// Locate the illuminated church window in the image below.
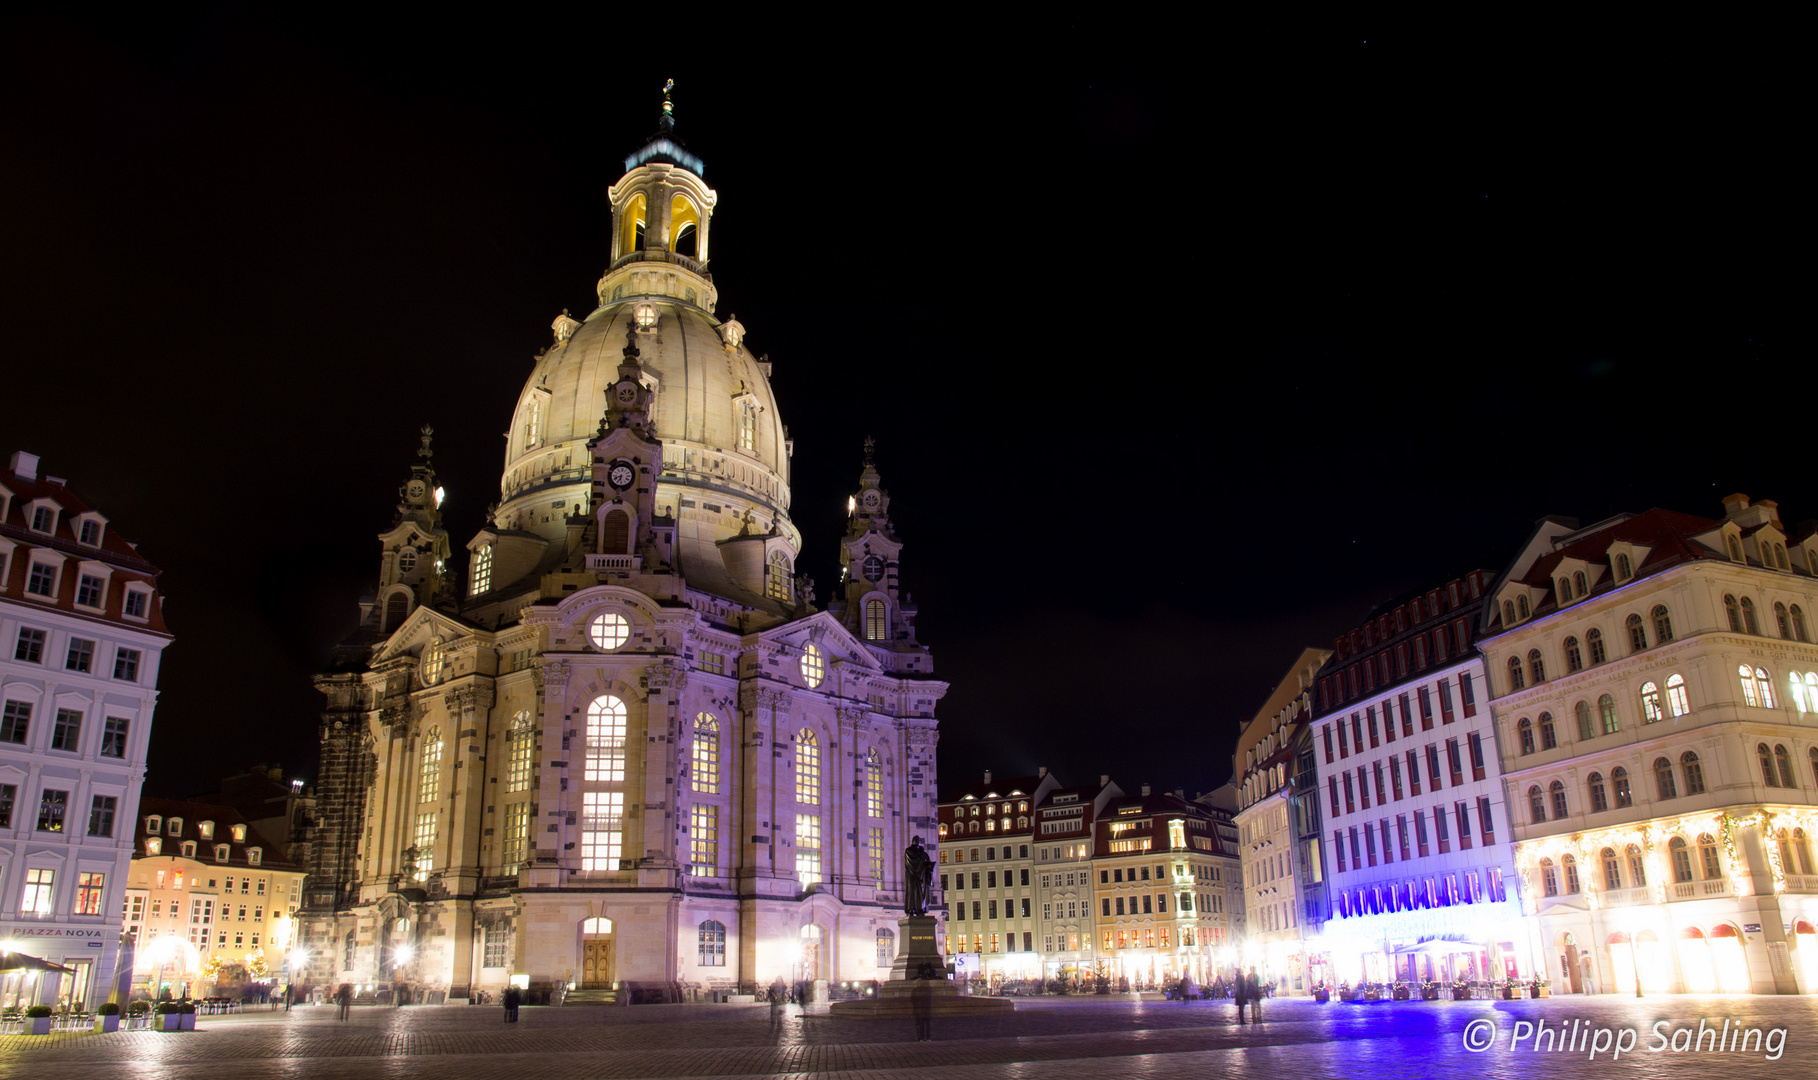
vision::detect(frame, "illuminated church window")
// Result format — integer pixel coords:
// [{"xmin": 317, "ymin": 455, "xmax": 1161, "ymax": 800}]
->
[
  {"xmin": 865, "ymin": 599, "xmax": 886, "ymax": 641},
  {"xmin": 585, "ymin": 696, "xmax": 627, "ymax": 782},
  {"xmin": 588, "ymin": 611, "xmax": 629, "ymax": 650},
  {"xmin": 798, "ymin": 642, "xmax": 823, "ymax": 688}
]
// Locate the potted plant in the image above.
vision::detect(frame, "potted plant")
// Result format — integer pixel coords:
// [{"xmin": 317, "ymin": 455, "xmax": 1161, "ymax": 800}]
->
[
  {"xmin": 179, "ymin": 1001, "xmax": 198, "ymax": 1030},
  {"xmin": 154, "ymin": 1001, "xmax": 182, "ymax": 1031},
  {"xmin": 1392, "ymin": 980, "xmax": 1411, "ymax": 1001},
  {"xmin": 1336, "ymin": 980, "xmax": 1355, "ymax": 1002},
  {"xmin": 1418, "ymin": 980, "xmax": 1438, "ymax": 1000},
  {"xmin": 1312, "ymin": 981, "xmax": 1330, "ymax": 1003},
  {"xmin": 25, "ymin": 1005, "xmax": 54, "ymax": 1035},
  {"xmin": 1499, "ymin": 979, "xmax": 1518, "ymax": 1000},
  {"xmin": 94, "ymin": 1001, "xmax": 122, "ymax": 1033},
  {"xmin": 1530, "ymin": 978, "xmax": 1551, "ymax": 999},
  {"xmin": 1362, "ymin": 981, "xmax": 1382, "ymax": 1002},
  {"xmin": 1451, "ymin": 980, "xmax": 1472, "ymax": 1001}
]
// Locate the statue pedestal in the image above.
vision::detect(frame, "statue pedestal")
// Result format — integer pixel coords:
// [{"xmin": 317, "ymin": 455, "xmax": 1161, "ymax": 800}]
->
[{"xmin": 828, "ymin": 916, "xmax": 1013, "ymax": 1018}]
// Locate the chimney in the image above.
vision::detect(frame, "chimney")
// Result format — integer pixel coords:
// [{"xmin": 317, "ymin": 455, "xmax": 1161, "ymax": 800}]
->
[
  {"xmin": 1722, "ymin": 493, "xmax": 1751, "ymax": 519},
  {"xmin": 1037, "ymin": 766, "xmax": 1047, "ymax": 778},
  {"xmin": 1100, "ymin": 774, "xmax": 1109, "ymax": 787},
  {"xmin": 1758, "ymin": 499, "xmax": 1782, "ymax": 528},
  {"xmin": 982, "ymin": 769, "xmax": 991, "ymax": 784},
  {"xmin": 9, "ymin": 451, "xmax": 38, "ymax": 481},
  {"xmin": 1176, "ymin": 788, "xmax": 1186, "ymax": 799},
  {"xmin": 1141, "ymin": 784, "xmax": 1151, "ymax": 796}
]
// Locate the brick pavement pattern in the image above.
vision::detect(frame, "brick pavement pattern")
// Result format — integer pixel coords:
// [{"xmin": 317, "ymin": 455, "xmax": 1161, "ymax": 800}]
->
[{"xmin": 2, "ymin": 996, "xmax": 1814, "ymax": 1079}]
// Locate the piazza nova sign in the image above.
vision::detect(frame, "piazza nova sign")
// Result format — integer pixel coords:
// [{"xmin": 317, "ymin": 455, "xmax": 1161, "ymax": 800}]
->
[{"xmin": 1, "ymin": 922, "xmax": 111, "ymax": 947}]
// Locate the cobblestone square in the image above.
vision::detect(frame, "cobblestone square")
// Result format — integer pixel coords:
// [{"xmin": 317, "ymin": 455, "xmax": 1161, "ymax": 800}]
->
[{"xmin": 3, "ymin": 995, "xmax": 1815, "ymax": 1079}]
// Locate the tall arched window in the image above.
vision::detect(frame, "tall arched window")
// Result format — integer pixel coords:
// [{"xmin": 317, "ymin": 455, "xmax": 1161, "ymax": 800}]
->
[
  {"xmin": 1697, "ymin": 833, "xmax": 1721, "ymax": 878},
  {"xmin": 1741, "ymin": 596, "xmax": 1760, "ymax": 635},
  {"xmin": 1599, "ymin": 693, "xmax": 1618, "ymax": 734},
  {"xmin": 1775, "ymin": 744, "xmax": 1796, "ymax": 788},
  {"xmin": 418, "ymin": 729, "xmax": 442, "ymax": 803},
  {"xmin": 1810, "ymin": 746, "xmax": 1818, "ymax": 788},
  {"xmin": 799, "ymin": 642, "xmax": 825, "ymax": 688},
  {"xmin": 1793, "ymin": 605, "xmax": 1810, "ymax": 642},
  {"xmin": 1727, "ymin": 534, "xmax": 1744, "ymax": 562},
  {"xmin": 1557, "ymin": 578, "xmax": 1572, "ymax": 606},
  {"xmin": 1562, "ymin": 852, "xmax": 1580, "ymax": 893},
  {"xmin": 384, "ymin": 592, "xmax": 408, "ymax": 632},
  {"xmin": 1654, "ymin": 757, "xmax": 1677, "ymax": 800},
  {"xmin": 1669, "ymin": 837, "xmax": 1693, "ymax": 883},
  {"xmin": 1611, "ymin": 766, "xmax": 1633, "ymax": 808},
  {"xmin": 866, "ymin": 750, "xmax": 884, "ymax": 817},
  {"xmin": 601, "ymin": 510, "xmax": 630, "ymax": 554},
  {"xmin": 1777, "ymin": 543, "xmax": 1791, "ymax": 570},
  {"xmin": 1518, "ymin": 595, "xmax": 1531, "ymax": 619},
  {"xmin": 1626, "ymin": 843, "xmax": 1647, "ymax": 887},
  {"xmin": 1626, "ymin": 613, "xmax": 1647, "ymax": 652},
  {"xmin": 1507, "ymin": 656, "xmax": 1525, "ymax": 692},
  {"xmin": 1601, "ymin": 846, "xmax": 1621, "ymax": 889},
  {"xmin": 1573, "ymin": 571, "xmax": 1587, "ymax": 596},
  {"xmin": 1794, "ymin": 829, "xmax": 1816, "ymax": 875},
  {"xmin": 1575, "ymin": 700, "xmax": 1594, "ymax": 740},
  {"xmin": 1586, "ymin": 628, "xmax": 1606, "ymax": 665},
  {"xmin": 1682, "ymin": 751, "xmax": 1706, "ymax": 795},
  {"xmin": 523, "ymin": 397, "xmax": 540, "ymax": 450},
  {"xmin": 766, "ymin": 551, "xmax": 792, "ymax": 602},
  {"xmin": 506, "ymin": 711, "xmax": 536, "ymax": 793},
  {"xmin": 1777, "ymin": 830, "xmax": 1796, "ymax": 875},
  {"xmin": 471, "ymin": 546, "xmax": 493, "ymax": 596},
  {"xmin": 1528, "ymin": 785, "xmax": 1546, "ymax": 823},
  {"xmin": 1725, "ymin": 594, "xmax": 1742, "ymax": 632},
  {"xmin": 876, "ymin": 927, "xmax": 896, "ymax": 966},
  {"xmin": 1666, "ymin": 673, "xmax": 1690, "ymax": 717},
  {"xmin": 1652, "ymin": 605, "xmax": 1674, "ymax": 643},
  {"xmin": 1517, "ymin": 718, "xmax": 1535, "ymax": 755},
  {"xmin": 1758, "ymin": 742, "xmax": 1778, "ymax": 787},
  {"xmin": 864, "ymin": 598, "xmax": 886, "ymax": 641},
  {"xmin": 1757, "ymin": 667, "xmax": 1778, "ymax": 708},
  {"xmin": 1615, "ymin": 553, "xmax": 1632, "ymax": 579},
  {"xmin": 1550, "ymin": 780, "xmax": 1568, "ymax": 819},
  {"xmin": 1564, "ymin": 636, "xmax": 1583, "ymax": 673},
  {"xmin": 585, "ymin": 695, "xmax": 627, "ymax": 782},
  {"xmin": 698, "ymin": 920, "xmax": 726, "ymax": 966},
  {"xmin": 1540, "ymin": 856, "xmax": 1559, "ymax": 895},
  {"xmin": 737, "ymin": 400, "xmax": 757, "ymax": 452},
  {"xmin": 1538, "ymin": 712, "xmax": 1557, "ymax": 750},
  {"xmin": 691, "ymin": 713, "xmax": 720, "ymax": 794},
  {"xmin": 1503, "ymin": 600, "xmax": 1516, "ymax": 626},
  {"xmin": 795, "ymin": 729, "xmax": 821, "ymax": 804},
  {"xmin": 1775, "ymin": 602, "xmax": 1792, "ymax": 638},
  {"xmin": 1639, "ymin": 681, "xmax": 1663, "ymax": 724},
  {"xmin": 1740, "ymin": 663, "xmax": 1761, "ymax": 707},
  {"xmin": 1588, "ymin": 772, "xmax": 1609, "ymax": 813},
  {"xmin": 1528, "ymin": 649, "xmax": 1546, "ymax": 684}
]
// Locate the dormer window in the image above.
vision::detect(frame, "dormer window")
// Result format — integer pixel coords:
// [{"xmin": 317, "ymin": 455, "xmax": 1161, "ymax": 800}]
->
[
  {"xmin": 231, "ymin": 824, "xmax": 247, "ymax": 842},
  {"xmin": 1728, "ymin": 534, "xmax": 1745, "ymax": 562},
  {"xmin": 423, "ymin": 638, "xmax": 446, "ymax": 685},
  {"xmin": 737, "ymin": 399, "xmax": 757, "ymax": 452},
  {"xmin": 167, "ymin": 817, "xmax": 183, "ymax": 836},
  {"xmin": 25, "ymin": 556, "xmax": 60, "ymax": 598},
  {"xmin": 766, "ymin": 550, "xmax": 792, "ymax": 602},
  {"xmin": 75, "ymin": 573, "xmax": 105, "ymax": 608},
  {"xmin": 470, "ymin": 545, "xmax": 493, "ymax": 596},
  {"xmin": 1502, "ymin": 600, "xmax": 1516, "ymax": 626},
  {"xmin": 197, "ymin": 820, "xmax": 214, "ymax": 840},
  {"xmin": 1557, "ymin": 578, "xmax": 1571, "ymax": 606},
  {"xmin": 247, "ymin": 847, "xmax": 262, "ymax": 866},
  {"xmin": 77, "ymin": 517, "xmax": 103, "ymax": 546},
  {"xmin": 123, "ymin": 587, "xmax": 150, "ymax": 620},
  {"xmin": 146, "ymin": 815, "xmax": 162, "ymax": 834},
  {"xmin": 144, "ymin": 837, "xmax": 162, "ymax": 856},
  {"xmin": 1517, "ymin": 595, "xmax": 1530, "ymax": 619},
  {"xmin": 29, "ymin": 504, "xmax": 56, "ymax": 534},
  {"xmin": 180, "ymin": 841, "xmax": 196, "ymax": 858},
  {"xmin": 214, "ymin": 844, "xmax": 230, "ymax": 863},
  {"xmin": 1615, "ymin": 553, "xmax": 1633, "ymax": 580},
  {"xmin": 1573, "ymin": 571, "xmax": 1587, "ymax": 597}
]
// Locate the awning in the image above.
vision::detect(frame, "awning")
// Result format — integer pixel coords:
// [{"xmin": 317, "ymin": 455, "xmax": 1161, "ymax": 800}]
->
[
  {"xmin": 1391, "ymin": 937, "xmax": 1484, "ymax": 956},
  {"xmin": 0, "ymin": 950, "xmax": 78, "ymax": 974}
]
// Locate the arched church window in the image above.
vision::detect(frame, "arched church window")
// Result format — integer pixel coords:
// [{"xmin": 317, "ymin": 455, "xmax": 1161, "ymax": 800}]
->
[
  {"xmin": 398, "ymin": 548, "xmax": 417, "ymax": 574},
  {"xmin": 418, "ymin": 729, "xmax": 443, "ymax": 803},
  {"xmin": 865, "ymin": 599, "xmax": 886, "ymax": 641},
  {"xmin": 522, "ymin": 398, "xmax": 539, "ymax": 450},
  {"xmin": 799, "ymin": 642, "xmax": 825, "ymax": 688},
  {"xmin": 795, "ymin": 729, "xmax": 821, "ymax": 804},
  {"xmin": 738, "ymin": 400, "xmax": 757, "ymax": 452},
  {"xmin": 670, "ymin": 195, "xmax": 700, "ymax": 257},
  {"xmin": 506, "ymin": 712, "xmax": 536, "ymax": 793},
  {"xmin": 620, "ymin": 192, "xmax": 647, "ymax": 254},
  {"xmin": 384, "ymin": 592, "xmax": 408, "ymax": 632},
  {"xmin": 422, "ymin": 639, "xmax": 445, "ymax": 685},
  {"xmin": 866, "ymin": 750, "xmax": 883, "ymax": 816},
  {"xmin": 585, "ymin": 696, "xmax": 627, "ymax": 782},
  {"xmin": 588, "ymin": 611, "xmax": 629, "ymax": 651},
  {"xmin": 692, "ymin": 714, "xmax": 720, "ymax": 794},
  {"xmin": 767, "ymin": 551, "xmax": 792, "ymax": 602},
  {"xmin": 471, "ymin": 547, "xmax": 493, "ymax": 596},
  {"xmin": 602, "ymin": 510, "xmax": 630, "ymax": 555}
]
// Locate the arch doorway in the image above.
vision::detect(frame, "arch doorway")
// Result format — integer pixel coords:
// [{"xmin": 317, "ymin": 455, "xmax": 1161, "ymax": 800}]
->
[
  {"xmin": 1559, "ymin": 932, "xmax": 1583, "ymax": 994},
  {"xmin": 1793, "ymin": 920, "xmax": 1818, "ymax": 990},
  {"xmin": 1677, "ymin": 926, "xmax": 1715, "ymax": 992},
  {"xmin": 581, "ymin": 917, "xmax": 615, "ymax": 990},
  {"xmin": 1709, "ymin": 924, "xmax": 1750, "ymax": 992},
  {"xmin": 800, "ymin": 925, "xmax": 823, "ymax": 982}
]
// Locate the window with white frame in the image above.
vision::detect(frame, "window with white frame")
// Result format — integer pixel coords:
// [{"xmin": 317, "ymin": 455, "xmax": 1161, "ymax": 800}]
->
[
  {"xmin": 123, "ymin": 587, "xmax": 149, "ymax": 619},
  {"xmin": 585, "ymin": 696, "xmax": 627, "ymax": 782},
  {"xmin": 690, "ymin": 803, "xmax": 717, "ymax": 875},
  {"xmin": 506, "ymin": 712, "xmax": 535, "ymax": 792},
  {"xmin": 795, "ymin": 729, "xmax": 820, "ymax": 803},
  {"xmin": 26, "ymin": 558, "xmax": 59, "ymax": 597},
  {"xmin": 113, "ymin": 647, "xmax": 141, "ymax": 682},
  {"xmin": 501, "ymin": 802, "xmax": 529, "ymax": 874},
  {"xmin": 795, "ymin": 813, "xmax": 822, "ymax": 888},
  {"xmin": 21, "ymin": 868, "xmax": 56, "ymax": 913},
  {"xmin": 581, "ymin": 791, "xmax": 624, "ymax": 871},
  {"xmin": 483, "ymin": 924, "xmax": 510, "ymax": 968},
  {"xmin": 691, "ymin": 713, "xmax": 719, "ymax": 793},
  {"xmin": 418, "ymin": 729, "xmax": 442, "ymax": 803}
]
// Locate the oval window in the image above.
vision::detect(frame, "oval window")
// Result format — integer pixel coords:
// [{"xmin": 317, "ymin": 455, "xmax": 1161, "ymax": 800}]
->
[{"xmin": 589, "ymin": 612, "xmax": 630, "ymax": 651}]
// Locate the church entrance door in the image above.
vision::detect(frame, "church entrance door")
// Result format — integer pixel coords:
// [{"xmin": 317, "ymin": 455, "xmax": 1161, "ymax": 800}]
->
[{"xmin": 582, "ymin": 939, "xmax": 614, "ymax": 989}]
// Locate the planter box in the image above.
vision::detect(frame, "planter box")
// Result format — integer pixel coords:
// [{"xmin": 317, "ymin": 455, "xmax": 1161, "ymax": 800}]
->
[
  {"xmin": 1337, "ymin": 990, "xmax": 1355, "ymax": 1002},
  {"xmin": 154, "ymin": 1013, "xmax": 181, "ymax": 1031},
  {"xmin": 28, "ymin": 1017, "xmax": 53, "ymax": 1036},
  {"xmin": 1363, "ymin": 990, "xmax": 1382, "ymax": 1001},
  {"xmin": 1450, "ymin": 989, "xmax": 1472, "ymax": 1000},
  {"xmin": 1393, "ymin": 988, "xmax": 1410, "ymax": 1000},
  {"xmin": 94, "ymin": 1015, "xmax": 120, "ymax": 1033},
  {"xmin": 1530, "ymin": 987, "xmax": 1551, "ymax": 998},
  {"xmin": 1500, "ymin": 987, "xmax": 1517, "ymax": 1000},
  {"xmin": 182, "ymin": 1013, "xmax": 198, "ymax": 1030},
  {"xmin": 1313, "ymin": 990, "xmax": 1330, "ymax": 1003},
  {"xmin": 1421, "ymin": 989, "xmax": 1440, "ymax": 1000}
]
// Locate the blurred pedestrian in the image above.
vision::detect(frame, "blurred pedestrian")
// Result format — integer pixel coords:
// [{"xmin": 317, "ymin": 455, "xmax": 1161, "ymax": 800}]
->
[
  {"xmin": 335, "ymin": 983, "xmax": 352, "ymax": 1021},
  {"xmin": 503, "ymin": 984, "xmax": 521, "ymax": 1022}
]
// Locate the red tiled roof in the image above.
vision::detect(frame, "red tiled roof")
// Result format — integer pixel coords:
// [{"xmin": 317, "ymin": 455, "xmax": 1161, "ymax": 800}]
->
[{"xmin": 2, "ymin": 463, "xmax": 171, "ymax": 636}]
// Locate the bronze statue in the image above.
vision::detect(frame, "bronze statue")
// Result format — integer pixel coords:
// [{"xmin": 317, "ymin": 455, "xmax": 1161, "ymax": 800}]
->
[{"xmin": 903, "ymin": 836, "xmax": 934, "ymax": 916}]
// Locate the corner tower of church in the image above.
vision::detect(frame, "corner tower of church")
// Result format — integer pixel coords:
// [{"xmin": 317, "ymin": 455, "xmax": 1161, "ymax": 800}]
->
[{"xmin": 304, "ymin": 87, "xmax": 946, "ymax": 1004}]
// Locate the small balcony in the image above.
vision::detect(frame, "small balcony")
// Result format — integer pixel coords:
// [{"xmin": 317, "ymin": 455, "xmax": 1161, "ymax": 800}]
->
[
  {"xmin": 1670, "ymin": 878, "xmax": 1731, "ymax": 900},
  {"xmin": 586, "ymin": 554, "xmax": 642, "ymax": 572},
  {"xmin": 1785, "ymin": 874, "xmax": 1818, "ymax": 894},
  {"xmin": 1600, "ymin": 885, "xmax": 1653, "ymax": 908}
]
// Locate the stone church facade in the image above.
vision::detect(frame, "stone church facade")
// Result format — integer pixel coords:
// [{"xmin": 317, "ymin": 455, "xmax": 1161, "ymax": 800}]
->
[{"xmin": 300, "ymin": 93, "xmax": 943, "ymax": 1001}]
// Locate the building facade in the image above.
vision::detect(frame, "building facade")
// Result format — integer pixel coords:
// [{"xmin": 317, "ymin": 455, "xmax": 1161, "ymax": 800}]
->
[
  {"xmin": 1034, "ymin": 779, "xmax": 1118, "ymax": 986},
  {"xmin": 1232, "ymin": 646, "xmax": 1329, "ymax": 994},
  {"xmin": 1, "ymin": 451, "xmax": 170, "ymax": 1009},
  {"xmin": 1091, "ymin": 788, "xmax": 1236, "ymax": 988},
  {"xmin": 122, "ymin": 798, "xmax": 305, "ymax": 997},
  {"xmin": 1490, "ymin": 496, "xmax": 1818, "ymax": 995},
  {"xmin": 937, "ymin": 770, "xmax": 1058, "ymax": 987},
  {"xmin": 300, "ymin": 96, "xmax": 944, "ymax": 1002},
  {"xmin": 1311, "ymin": 571, "xmax": 1526, "ymax": 988}
]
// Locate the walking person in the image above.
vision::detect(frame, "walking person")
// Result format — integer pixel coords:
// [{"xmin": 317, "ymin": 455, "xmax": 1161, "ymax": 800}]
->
[
  {"xmin": 335, "ymin": 983, "xmax": 353, "ymax": 1021},
  {"xmin": 1233, "ymin": 969, "xmax": 1249, "ymax": 1024},
  {"xmin": 1247, "ymin": 967, "xmax": 1262, "ymax": 1021},
  {"xmin": 503, "ymin": 984, "xmax": 521, "ymax": 1022}
]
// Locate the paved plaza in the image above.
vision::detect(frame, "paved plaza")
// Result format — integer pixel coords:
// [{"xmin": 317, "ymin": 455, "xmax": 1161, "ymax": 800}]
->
[{"xmin": 2, "ymin": 994, "xmax": 1815, "ymax": 1079}]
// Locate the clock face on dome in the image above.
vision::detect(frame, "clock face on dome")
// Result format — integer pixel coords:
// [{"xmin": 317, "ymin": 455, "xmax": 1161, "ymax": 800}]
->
[
  {"xmin": 407, "ymin": 481, "xmax": 426, "ymax": 499},
  {"xmin": 607, "ymin": 459, "xmax": 636, "ymax": 490},
  {"xmin": 615, "ymin": 383, "xmax": 638, "ymax": 405},
  {"xmin": 861, "ymin": 490, "xmax": 880, "ymax": 510}
]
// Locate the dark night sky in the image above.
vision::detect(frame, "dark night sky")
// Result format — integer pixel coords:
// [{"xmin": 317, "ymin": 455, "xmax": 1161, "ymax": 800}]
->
[{"xmin": 1, "ymin": 13, "xmax": 1800, "ymax": 801}]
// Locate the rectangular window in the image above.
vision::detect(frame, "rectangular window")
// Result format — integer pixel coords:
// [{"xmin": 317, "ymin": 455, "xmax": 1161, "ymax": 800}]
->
[
  {"xmin": 1114, "ymin": 896, "xmax": 1123, "ymax": 916},
  {"xmin": 1348, "ymin": 827, "xmax": 1361, "ymax": 867},
  {"xmin": 123, "ymin": 590, "xmax": 148, "ymax": 618},
  {"xmin": 483, "ymin": 925, "xmax": 510, "ymax": 968},
  {"xmin": 1456, "ymin": 802, "xmax": 1472, "ymax": 849},
  {"xmin": 499, "ymin": 801, "xmax": 529, "ymax": 873},
  {"xmin": 113, "ymin": 647, "xmax": 141, "ymax": 682},
  {"xmin": 1477, "ymin": 796, "xmax": 1495, "ymax": 845},
  {"xmin": 1467, "ymin": 732, "xmax": 1486, "ymax": 781},
  {"xmin": 1342, "ymin": 773, "xmax": 1355, "ymax": 814},
  {"xmin": 1397, "ymin": 815, "xmax": 1411, "ymax": 860},
  {"xmin": 21, "ymin": 868, "xmax": 55, "ymax": 913},
  {"xmin": 795, "ymin": 813, "xmax": 822, "ymax": 888},
  {"xmin": 581, "ymin": 792, "xmax": 625, "ymax": 872},
  {"xmin": 1383, "ymin": 700, "xmax": 1396, "ymax": 743},
  {"xmin": 1434, "ymin": 804, "xmax": 1450, "ymax": 853},
  {"xmin": 1438, "ymin": 679, "xmax": 1455, "ymax": 724},
  {"xmin": 38, "ymin": 789, "xmax": 68, "ymax": 832},
  {"xmin": 76, "ymin": 574, "xmax": 104, "ymax": 607},
  {"xmin": 698, "ymin": 650, "xmax": 724, "ymax": 675},
  {"xmin": 1337, "ymin": 720, "xmax": 1348, "ymax": 758},
  {"xmin": 1405, "ymin": 750, "xmax": 1422, "ymax": 796},
  {"xmin": 1373, "ymin": 761, "xmax": 1386, "ymax": 804},
  {"xmin": 1102, "ymin": 898, "xmax": 1111, "ymax": 917},
  {"xmin": 1323, "ymin": 724, "xmax": 1333, "ymax": 763},
  {"xmin": 1379, "ymin": 818, "xmax": 1393, "ymax": 863},
  {"xmin": 1446, "ymin": 738, "xmax": 1464, "ymax": 786},
  {"xmin": 1327, "ymin": 776, "xmax": 1340, "ymax": 817},
  {"xmin": 413, "ymin": 812, "xmax": 437, "ymax": 877},
  {"xmin": 48, "ymin": 708, "xmax": 82, "ymax": 752},
  {"xmin": 15, "ymin": 627, "xmax": 45, "ymax": 663},
  {"xmin": 690, "ymin": 804, "xmax": 718, "ymax": 876},
  {"xmin": 1351, "ymin": 713, "xmax": 1363, "ymax": 752},
  {"xmin": 1418, "ymin": 687, "xmax": 1433, "ymax": 729},
  {"xmin": 1399, "ymin": 692, "xmax": 1413, "ymax": 736},
  {"xmin": 1366, "ymin": 706, "xmax": 1379, "ymax": 748},
  {"xmin": 1358, "ymin": 766, "xmax": 1370, "ymax": 810},
  {"xmin": 88, "ymin": 795, "xmax": 117, "ymax": 837},
  {"xmin": 870, "ymin": 825, "xmax": 885, "ymax": 884},
  {"xmin": 1459, "ymin": 669, "xmax": 1477, "ymax": 716},
  {"xmin": 27, "ymin": 562, "xmax": 57, "ymax": 597},
  {"xmin": 74, "ymin": 872, "xmax": 106, "ymax": 915},
  {"xmin": 1389, "ymin": 757, "xmax": 1403, "ymax": 800},
  {"xmin": 1364, "ymin": 822, "xmax": 1377, "ymax": 866},
  {"xmin": 0, "ymin": 783, "xmax": 14, "ymax": 828},
  {"xmin": 65, "ymin": 638, "xmax": 94, "ymax": 673},
  {"xmin": 101, "ymin": 716, "xmax": 129, "ymax": 758},
  {"xmin": 1427, "ymin": 745, "xmax": 1443, "ymax": 789}
]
